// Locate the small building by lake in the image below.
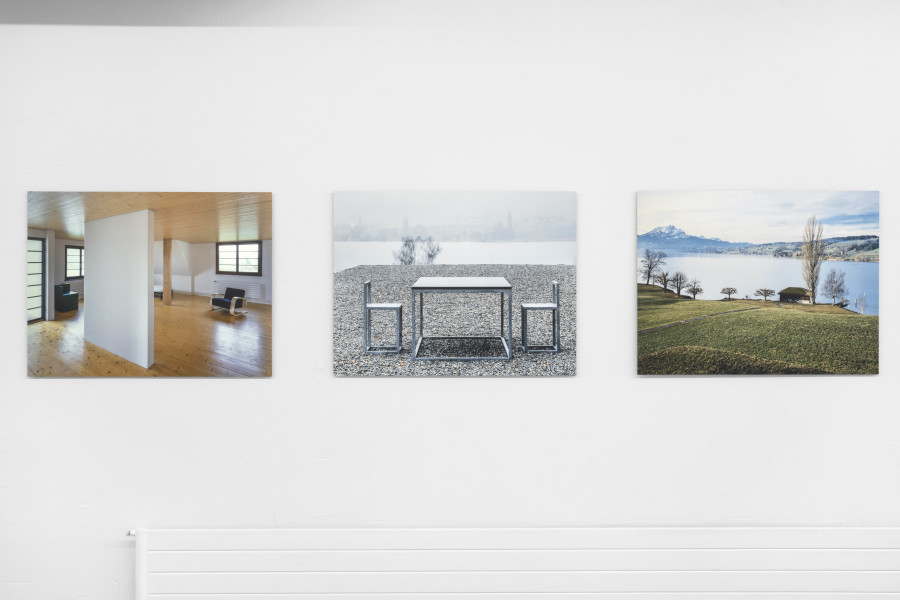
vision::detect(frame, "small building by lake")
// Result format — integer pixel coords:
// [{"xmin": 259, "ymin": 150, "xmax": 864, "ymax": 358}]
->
[{"xmin": 779, "ymin": 286, "xmax": 811, "ymax": 303}]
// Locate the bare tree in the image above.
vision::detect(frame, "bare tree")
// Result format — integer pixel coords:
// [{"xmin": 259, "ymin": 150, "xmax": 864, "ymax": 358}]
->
[
  {"xmin": 721, "ymin": 287, "xmax": 737, "ymax": 300},
  {"xmin": 393, "ymin": 236, "xmax": 417, "ymax": 265},
  {"xmin": 639, "ymin": 249, "xmax": 667, "ymax": 285},
  {"xmin": 670, "ymin": 272, "xmax": 688, "ymax": 297},
  {"xmin": 755, "ymin": 288, "xmax": 775, "ymax": 301},
  {"xmin": 856, "ymin": 293, "xmax": 867, "ymax": 315},
  {"xmin": 422, "ymin": 237, "xmax": 442, "ymax": 264},
  {"xmin": 801, "ymin": 215, "xmax": 826, "ymax": 304},
  {"xmin": 653, "ymin": 270, "xmax": 671, "ymax": 291},
  {"xmin": 393, "ymin": 236, "xmax": 443, "ymax": 265},
  {"xmin": 821, "ymin": 268, "xmax": 847, "ymax": 305},
  {"xmin": 686, "ymin": 278, "xmax": 703, "ymax": 299}
]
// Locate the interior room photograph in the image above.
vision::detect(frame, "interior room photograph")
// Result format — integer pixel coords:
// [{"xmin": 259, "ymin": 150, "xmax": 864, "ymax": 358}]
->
[{"xmin": 26, "ymin": 191, "xmax": 273, "ymax": 377}]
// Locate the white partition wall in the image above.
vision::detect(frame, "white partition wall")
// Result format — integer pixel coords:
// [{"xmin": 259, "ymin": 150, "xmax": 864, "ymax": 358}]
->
[{"xmin": 84, "ymin": 209, "xmax": 154, "ymax": 369}]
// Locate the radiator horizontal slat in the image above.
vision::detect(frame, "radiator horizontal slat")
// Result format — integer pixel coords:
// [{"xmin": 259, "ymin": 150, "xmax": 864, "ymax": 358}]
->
[
  {"xmin": 146, "ymin": 571, "xmax": 900, "ymax": 594},
  {"xmin": 213, "ymin": 280, "xmax": 263, "ymax": 300},
  {"xmin": 144, "ymin": 528, "xmax": 900, "ymax": 551},
  {"xmin": 137, "ymin": 529, "xmax": 900, "ymax": 599},
  {"xmin": 65, "ymin": 280, "xmax": 84, "ymax": 295},
  {"xmin": 146, "ymin": 549, "xmax": 900, "ymax": 573}
]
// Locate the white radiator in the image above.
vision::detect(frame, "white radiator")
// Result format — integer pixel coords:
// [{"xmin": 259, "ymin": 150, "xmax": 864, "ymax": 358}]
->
[
  {"xmin": 212, "ymin": 279, "xmax": 263, "ymax": 301},
  {"xmin": 66, "ymin": 280, "xmax": 84, "ymax": 296},
  {"xmin": 133, "ymin": 527, "xmax": 900, "ymax": 599}
]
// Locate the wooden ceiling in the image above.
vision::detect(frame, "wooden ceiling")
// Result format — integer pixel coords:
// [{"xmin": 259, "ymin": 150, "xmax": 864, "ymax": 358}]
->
[{"xmin": 27, "ymin": 192, "xmax": 272, "ymax": 243}]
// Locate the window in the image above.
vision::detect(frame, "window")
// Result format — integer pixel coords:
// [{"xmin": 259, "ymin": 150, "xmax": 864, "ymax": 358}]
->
[
  {"xmin": 66, "ymin": 245, "xmax": 85, "ymax": 280},
  {"xmin": 27, "ymin": 237, "xmax": 45, "ymax": 322},
  {"xmin": 216, "ymin": 241, "xmax": 262, "ymax": 276}
]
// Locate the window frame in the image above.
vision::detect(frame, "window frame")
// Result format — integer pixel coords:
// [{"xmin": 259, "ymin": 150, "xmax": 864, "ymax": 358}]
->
[
  {"xmin": 216, "ymin": 240, "xmax": 263, "ymax": 276},
  {"xmin": 28, "ymin": 236, "xmax": 46, "ymax": 323},
  {"xmin": 65, "ymin": 244, "xmax": 85, "ymax": 281}
]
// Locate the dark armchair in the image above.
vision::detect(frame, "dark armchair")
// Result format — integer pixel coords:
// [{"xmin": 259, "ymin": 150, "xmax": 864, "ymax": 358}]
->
[
  {"xmin": 210, "ymin": 287, "xmax": 248, "ymax": 316},
  {"xmin": 55, "ymin": 283, "xmax": 79, "ymax": 312}
]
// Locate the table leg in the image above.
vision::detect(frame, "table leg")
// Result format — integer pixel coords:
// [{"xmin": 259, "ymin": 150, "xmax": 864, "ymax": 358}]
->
[
  {"xmin": 500, "ymin": 293, "xmax": 504, "ymax": 338},
  {"xmin": 553, "ymin": 308, "xmax": 558, "ymax": 350},
  {"xmin": 397, "ymin": 306, "xmax": 402, "ymax": 352},
  {"xmin": 507, "ymin": 290, "xmax": 513, "ymax": 359}
]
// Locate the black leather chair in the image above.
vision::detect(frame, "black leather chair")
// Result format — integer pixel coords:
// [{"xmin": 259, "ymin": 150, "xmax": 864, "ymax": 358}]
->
[
  {"xmin": 210, "ymin": 287, "xmax": 247, "ymax": 316},
  {"xmin": 55, "ymin": 283, "xmax": 79, "ymax": 312}
]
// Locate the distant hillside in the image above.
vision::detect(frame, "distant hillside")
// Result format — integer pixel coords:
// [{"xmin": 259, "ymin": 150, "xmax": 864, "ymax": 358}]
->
[
  {"xmin": 714, "ymin": 235, "xmax": 879, "ymax": 262},
  {"xmin": 637, "ymin": 226, "xmax": 878, "ymax": 262}
]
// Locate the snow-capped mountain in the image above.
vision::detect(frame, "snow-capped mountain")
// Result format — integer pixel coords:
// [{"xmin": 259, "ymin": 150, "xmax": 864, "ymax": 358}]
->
[
  {"xmin": 638, "ymin": 225, "xmax": 750, "ymax": 251},
  {"xmin": 644, "ymin": 225, "xmax": 690, "ymax": 239}
]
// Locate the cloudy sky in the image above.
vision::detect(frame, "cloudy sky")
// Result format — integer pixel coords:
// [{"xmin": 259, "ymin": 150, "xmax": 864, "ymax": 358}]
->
[
  {"xmin": 334, "ymin": 191, "xmax": 575, "ymax": 229},
  {"xmin": 637, "ymin": 191, "xmax": 879, "ymax": 244}
]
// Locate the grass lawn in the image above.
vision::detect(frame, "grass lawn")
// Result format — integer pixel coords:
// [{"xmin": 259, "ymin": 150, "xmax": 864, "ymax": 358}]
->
[
  {"xmin": 637, "ymin": 285, "xmax": 878, "ymax": 374},
  {"xmin": 637, "ymin": 283, "xmax": 777, "ymax": 331},
  {"xmin": 774, "ymin": 302, "xmax": 853, "ymax": 315}
]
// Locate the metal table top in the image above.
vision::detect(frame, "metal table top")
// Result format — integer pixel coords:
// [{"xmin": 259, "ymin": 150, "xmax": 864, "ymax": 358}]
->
[{"xmin": 412, "ymin": 276, "xmax": 511, "ymax": 290}]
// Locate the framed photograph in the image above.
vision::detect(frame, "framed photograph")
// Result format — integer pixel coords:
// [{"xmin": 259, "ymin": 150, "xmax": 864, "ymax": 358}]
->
[
  {"xmin": 636, "ymin": 191, "xmax": 879, "ymax": 375},
  {"xmin": 27, "ymin": 191, "xmax": 273, "ymax": 377},
  {"xmin": 333, "ymin": 191, "xmax": 576, "ymax": 376}
]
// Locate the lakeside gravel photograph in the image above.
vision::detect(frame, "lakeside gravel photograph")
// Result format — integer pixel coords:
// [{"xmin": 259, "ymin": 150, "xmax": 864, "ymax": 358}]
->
[{"xmin": 333, "ymin": 191, "xmax": 577, "ymax": 376}]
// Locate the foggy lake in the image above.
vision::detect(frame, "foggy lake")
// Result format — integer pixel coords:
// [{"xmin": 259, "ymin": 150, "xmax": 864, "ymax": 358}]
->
[
  {"xmin": 637, "ymin": 254, "xmax": 879, "ymax": 315},
  {"xmin": 335, "ymin": 241, "xmax": 577, "ymax": 273}
]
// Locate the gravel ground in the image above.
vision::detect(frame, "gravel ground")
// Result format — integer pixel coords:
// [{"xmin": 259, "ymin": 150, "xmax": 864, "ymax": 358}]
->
[{"xmin": 334, "ymin": 264, "xmax": 576, "ymax": 376}]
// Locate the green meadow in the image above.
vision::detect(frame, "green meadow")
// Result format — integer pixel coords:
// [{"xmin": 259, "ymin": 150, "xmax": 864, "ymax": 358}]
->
[{"xmin": 637, "ymin": 284, "xmax": 879, "ymax": 375}]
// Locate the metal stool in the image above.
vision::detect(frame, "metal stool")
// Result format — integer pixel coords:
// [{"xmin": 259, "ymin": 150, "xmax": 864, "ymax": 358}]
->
[
  {"xmin": 363, "ymin": 280, "xmax": 402, "ymax": 354},
  {"xmin": 521, "ymin": 280, "xmax": 560, "ymax": 353}
]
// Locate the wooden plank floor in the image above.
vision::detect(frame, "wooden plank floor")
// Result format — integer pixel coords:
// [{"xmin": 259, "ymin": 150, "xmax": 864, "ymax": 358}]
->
[{"xmin": 27, "ymin": 294, "xmax": 272, "ymax": 377}]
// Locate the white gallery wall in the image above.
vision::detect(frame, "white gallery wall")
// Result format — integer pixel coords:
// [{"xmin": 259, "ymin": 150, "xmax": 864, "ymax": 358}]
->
[
  {"xmin": 1, "ymin": 2, "xmax": 899, "ymax": 599},
  {"xmin": 84, "ymin": 210, "xmax": 155, "ymax": 369}
]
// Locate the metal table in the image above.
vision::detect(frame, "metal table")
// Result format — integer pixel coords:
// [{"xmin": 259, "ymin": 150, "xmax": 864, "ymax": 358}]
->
[{"xmin": 411, "ymin": 276, "xmax": 513, "ymax": 361}]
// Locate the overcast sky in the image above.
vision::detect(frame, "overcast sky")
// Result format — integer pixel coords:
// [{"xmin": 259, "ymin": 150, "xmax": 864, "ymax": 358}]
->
[
  {"xmin": 637, "ymin": 191, "xmax": 879, "ymax": 243},
  {"xmin": 334, "ymin": 191, "xmax": 575, "ymax": 233}
]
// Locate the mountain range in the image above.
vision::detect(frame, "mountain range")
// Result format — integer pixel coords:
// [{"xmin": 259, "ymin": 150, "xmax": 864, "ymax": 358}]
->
[
  {"xmin": 637, "ymin": 226, "xmax": 751, "ymax": 251},
  {"xmin": 638, "ymin": 226, "xmax": 879, "ymax": 262}
]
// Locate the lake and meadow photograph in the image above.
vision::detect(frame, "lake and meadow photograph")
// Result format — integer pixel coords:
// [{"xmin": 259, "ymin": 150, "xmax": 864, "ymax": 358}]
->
[
  {"xmin": 333, "ymin": 191, "xmax": 576, "ymax": 376},
  {"xmin": 636, "ymin": 191, "xmax": 879, "ymax": 375}
]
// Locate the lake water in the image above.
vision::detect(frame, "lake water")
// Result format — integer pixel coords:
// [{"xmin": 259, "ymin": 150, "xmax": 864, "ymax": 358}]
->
[
  {"xmin": 637, "ymin": 254, "xmax": 879, "ymax": 315},
  {"xmin": 335, "ymin": 241, "xmax": 577, "ymax": 272}
]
